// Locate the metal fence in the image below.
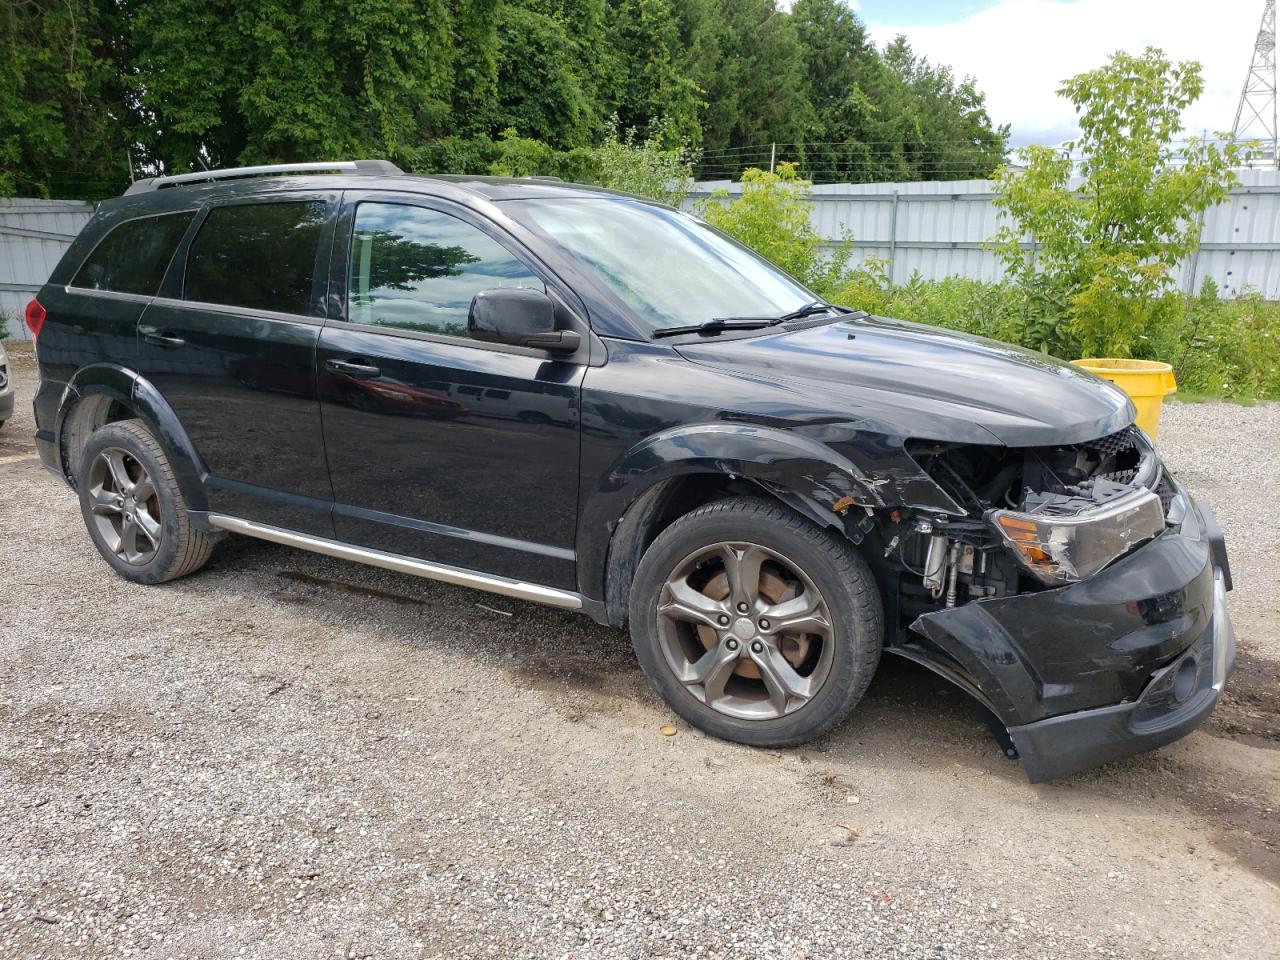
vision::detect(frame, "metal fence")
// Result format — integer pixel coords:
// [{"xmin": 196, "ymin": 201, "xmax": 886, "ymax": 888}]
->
[
  {"xmin": 6, "ymin": 168, "xmax": 1280, "ymax": 341},
  {"xmin": 1, "ymin": 198, "xmax": 94, "ymax": 341},
  {"xmin": 687, "ymin": 167, "xmax": 1280, "ymax": 300}
]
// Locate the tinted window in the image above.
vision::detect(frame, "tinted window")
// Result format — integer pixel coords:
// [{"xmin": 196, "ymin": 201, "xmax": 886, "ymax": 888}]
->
[
  {"xmin": 186, "ymin": 201, "xmax": 327, "ymax": 314},
  {"xmin": 71, "ymin": 212, "xmax": 194, "ymax": 295},
  {"xmin": 347, "ymin": 203, "xmax": 543, "ymax": 338}
]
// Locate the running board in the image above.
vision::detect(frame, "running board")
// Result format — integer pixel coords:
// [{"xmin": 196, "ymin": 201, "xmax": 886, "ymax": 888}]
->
[{"xmin": 206, "ymin": 514, "xmax": 583, "ymax": 610}]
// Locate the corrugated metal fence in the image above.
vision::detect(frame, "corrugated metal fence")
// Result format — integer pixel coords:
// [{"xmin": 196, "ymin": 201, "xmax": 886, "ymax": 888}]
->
[
  {"xmin": 1, "ymin": 198, "xmax": 94, "ymax": 341},
  {"xmin": 5, "ymin": 169, "xmax": 1280, "ymax": 340},
  {"xmin": 687, "ymin": 167, "xmax": 1280, "ymax": 300}
]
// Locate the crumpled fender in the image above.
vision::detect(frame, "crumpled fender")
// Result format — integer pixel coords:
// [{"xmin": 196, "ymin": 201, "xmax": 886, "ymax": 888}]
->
[
  {"xmin": 55, "ymin": 363, "xmax": 209, "ymax": 512},
  {"xmin": 577, "ymin": 420, "xmax": 954, "ymax": 605}
]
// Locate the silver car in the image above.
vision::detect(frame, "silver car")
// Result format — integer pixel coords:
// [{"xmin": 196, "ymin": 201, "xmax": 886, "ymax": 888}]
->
[{"xmin": 0, "ymin": 341, "xmax": 14, "ymax": 430}]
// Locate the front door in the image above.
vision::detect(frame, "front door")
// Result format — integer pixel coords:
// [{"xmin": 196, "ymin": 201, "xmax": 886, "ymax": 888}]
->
[
  {"xmin": 317, "ymin": 195, "xmax": 586, "ymax": 588},
  {"xmin": 136, "ymin": 192, "xmax": 339, "ymax": 534}
]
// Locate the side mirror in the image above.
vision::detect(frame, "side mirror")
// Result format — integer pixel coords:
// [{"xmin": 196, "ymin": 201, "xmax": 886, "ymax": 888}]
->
[{"xmin": 468, "ymin": 288, "xmax": 581, "ymax": 354}]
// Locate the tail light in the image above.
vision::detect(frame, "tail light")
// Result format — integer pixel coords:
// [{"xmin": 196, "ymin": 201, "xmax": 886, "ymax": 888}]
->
[{"xmin": 24, "ymin": 298, "xmax": 47, "ymax": 340}]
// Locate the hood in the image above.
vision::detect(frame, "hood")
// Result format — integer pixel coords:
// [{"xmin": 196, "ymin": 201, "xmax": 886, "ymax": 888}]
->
[{"xmin": 675, "ymin": 314, "xmax": 1135, "ymax": 446}]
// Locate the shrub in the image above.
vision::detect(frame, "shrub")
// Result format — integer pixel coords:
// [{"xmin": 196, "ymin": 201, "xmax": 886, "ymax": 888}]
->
[
  {"xmin": 588, "ymin": 116, "xmax": 697, "ymax": 207},
  {"xmin": 488, "ymin": 129, "xmax": 557, "ymax": 178}
]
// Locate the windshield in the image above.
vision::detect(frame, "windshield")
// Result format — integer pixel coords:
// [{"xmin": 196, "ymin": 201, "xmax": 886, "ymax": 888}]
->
[{"xmin": 504, "ymin": 198, "xmax": 815, "ymax": 335}]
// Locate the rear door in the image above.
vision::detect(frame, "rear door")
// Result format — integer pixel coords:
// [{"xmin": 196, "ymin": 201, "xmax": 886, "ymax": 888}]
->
[
  {"xmin": 135, "ymin": 192, "xmax": 339, "ymax": 534},
  {"xmin": 316, "ymin": 193, "xmax": 586, "ymax": 587}
]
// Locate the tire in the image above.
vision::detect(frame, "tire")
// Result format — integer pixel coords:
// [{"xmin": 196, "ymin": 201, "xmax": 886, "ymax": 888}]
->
[
  {"xmin": 76, "ymin": 419, "xmax": 214, "ymax": 584},
  {"xmin": 628, "ymin": 496, "xmax": 882, "ymax": 746}
]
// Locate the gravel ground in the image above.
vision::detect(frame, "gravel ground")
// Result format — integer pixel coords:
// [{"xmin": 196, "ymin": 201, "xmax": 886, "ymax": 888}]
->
[{"xmin": 1, "ymin": 350, "xmax": 1277, "ymax": 960}]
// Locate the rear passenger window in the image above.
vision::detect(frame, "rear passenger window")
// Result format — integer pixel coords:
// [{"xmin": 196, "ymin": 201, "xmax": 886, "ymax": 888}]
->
[
  {"xmin": 71, "ymin": 212, "xmax": 194, "ymax": 295},
  {"xmin": 186, "ymin": 201, "xmax": 326, "ymax": 315},
  {"xmin": 347, "ymin": 202, "xmax": 543, "ymax": 338}
]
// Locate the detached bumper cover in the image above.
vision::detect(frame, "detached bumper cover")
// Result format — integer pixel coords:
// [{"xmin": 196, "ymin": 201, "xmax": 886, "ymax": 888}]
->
[
  {"xmin": 905, "ymin": 496, "xmax": 1235, "ymax": 782},
  {"xmin": 1008, "ymin": 570, "xmax": 1235, "ymax": 782}
]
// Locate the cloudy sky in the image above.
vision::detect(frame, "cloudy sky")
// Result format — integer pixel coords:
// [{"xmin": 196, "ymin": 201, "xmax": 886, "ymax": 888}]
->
[{"xmin": 855, "ymin": 0, "xmax": 1270, "ymax": 146}]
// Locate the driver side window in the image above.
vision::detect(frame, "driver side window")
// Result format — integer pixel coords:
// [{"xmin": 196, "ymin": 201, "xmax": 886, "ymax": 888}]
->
[{"xmin": 347, "ymin": 202, "xmax": 544, "ymax": 339}]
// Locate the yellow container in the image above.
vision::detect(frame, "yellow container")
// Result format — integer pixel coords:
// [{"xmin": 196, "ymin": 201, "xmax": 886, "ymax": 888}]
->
[{"xmin": 1071, "ymin": 358, "xmax": 1178, "ymax": 440}]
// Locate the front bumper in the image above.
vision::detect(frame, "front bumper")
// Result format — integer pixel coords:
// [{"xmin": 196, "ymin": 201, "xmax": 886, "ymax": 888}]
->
[
  {"xmin": 0, "ymin": 386, "xmax": 13, "ymax": 423},
  {"xmin": 904, "ymin": 497, "xmax": 1235, "ymax": 782},
  {"xmin": 1007, "ymin": 568, "xmax": 1235, "ymax": 781}
]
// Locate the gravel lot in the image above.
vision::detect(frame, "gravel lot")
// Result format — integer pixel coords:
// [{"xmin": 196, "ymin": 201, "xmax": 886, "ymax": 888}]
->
[{"xmin": 1, "ymin": 349, "xmax": 1277, "ymax": 959}]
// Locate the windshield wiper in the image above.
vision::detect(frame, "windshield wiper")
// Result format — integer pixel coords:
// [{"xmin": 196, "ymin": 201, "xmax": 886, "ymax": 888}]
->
[
  {"xmin": 651, "ymin": 302, "xmax": 842, "ymax": 339},
  {"xmin": 779, "ymin": 300, "xmax": 837, "ymax": 321},
  {"xmin": 651, "ymin": 317, "xmax": 784, "ymax": 338}
]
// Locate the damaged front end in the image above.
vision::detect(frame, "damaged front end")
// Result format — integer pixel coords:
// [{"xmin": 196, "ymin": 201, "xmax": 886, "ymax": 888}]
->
[{"xmin": 874, "ymin": 426, "xmax": 1236, "ymax": 782}]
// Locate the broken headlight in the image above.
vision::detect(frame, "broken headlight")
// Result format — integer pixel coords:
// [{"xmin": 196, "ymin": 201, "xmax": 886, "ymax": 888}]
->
[{"xmin": 988, "ymin": 487, "xmax": 1166, "ymax": 585}]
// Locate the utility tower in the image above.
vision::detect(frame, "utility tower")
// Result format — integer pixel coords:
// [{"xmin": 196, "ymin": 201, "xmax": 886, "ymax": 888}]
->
[{"xmin": 1234, "ymin": 0, "xmax": 1278, "ymax": 167}]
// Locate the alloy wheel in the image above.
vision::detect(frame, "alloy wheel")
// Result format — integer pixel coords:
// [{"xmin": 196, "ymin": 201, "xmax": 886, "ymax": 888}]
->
[
  {"xmin": 655, "ymin": 541, "xmax": 835, "ymax": 721},
  {"xmin": 86, "ymin": 447, "xmax": 162, "ymax": 565}
]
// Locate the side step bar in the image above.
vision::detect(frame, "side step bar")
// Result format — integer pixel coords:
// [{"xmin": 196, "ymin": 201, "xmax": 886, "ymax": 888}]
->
[{"xmin": 207, "ymin": 514, "xmax": 583, "ymax": 610}]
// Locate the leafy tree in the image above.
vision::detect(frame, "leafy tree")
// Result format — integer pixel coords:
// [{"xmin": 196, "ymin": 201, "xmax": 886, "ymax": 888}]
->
[
  {"xmin": 877, "ymin": 37, "xmax": 1008, "ymax": 181},
  {"xmin": 128, "ymin": 0, "xmax": 455, "ymax": 171},
  {"xmin": 993, "ymin": 48, "xmax": 1247, "ymax": 357},
  {"xmin": 696, "ymin": 0, "xmax": 811, "ymax": 152},
  {"xmin": 0, "ymin": 0, "xmax": 130, "ymax": 197},
  {"xmin": 696, "ymin": 163, "xmax": 850, "ymax": 291},
  {"xmin": 490, "ymin": 3, "xmax": 595, "ymax": 148},
  {"xmin": 605, "ymin": 0, "xmax": 703, "ymax": 145},
  {"xmin": 1, "ymin": 0, "xmax": 1014, "ymax": 198},
  {"xmin": 450, "ymin": 0, "xmax": 501, "ymax": 135},
  {"xmin": 790, "ymin": 0, "xmax": 881, "ymax": 181},
  {"xmin": 488, "ymin": 128, "xmax": 558, "ymax": 176}
]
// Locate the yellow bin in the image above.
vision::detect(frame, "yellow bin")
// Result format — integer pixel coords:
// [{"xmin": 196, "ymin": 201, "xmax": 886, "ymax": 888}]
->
[{"xmin": 1071, "ymin": 358, "xmax": 1178, "ymax": 440}]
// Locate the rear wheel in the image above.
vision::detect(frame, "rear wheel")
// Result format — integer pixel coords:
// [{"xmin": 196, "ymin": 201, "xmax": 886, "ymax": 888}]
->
[
  {"xmin": 628, "ymin": 497, "xmax": 882, "ymax": 746},
  {"xmin": 77, "ymin": 420, "xmax": 214, "ymax": 584}
]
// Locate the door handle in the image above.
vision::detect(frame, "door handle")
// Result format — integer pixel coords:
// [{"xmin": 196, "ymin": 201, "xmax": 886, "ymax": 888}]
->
[
  {"xmin": 140, "ymin": 326, "xmax": 185, "ymax": 348},
  {"xmin": 326, "ymin": 358, "xmax": 382, "ymax": 378}
]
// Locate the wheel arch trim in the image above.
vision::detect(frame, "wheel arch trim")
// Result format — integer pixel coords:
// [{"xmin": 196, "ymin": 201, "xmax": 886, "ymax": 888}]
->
[
  {"xmin": 582, "ymin": 422, "xmax": 890, "ymax": 617},
  {"xmin": 55, "ymin": 364, "xmax": 209, "ymax": 512}
]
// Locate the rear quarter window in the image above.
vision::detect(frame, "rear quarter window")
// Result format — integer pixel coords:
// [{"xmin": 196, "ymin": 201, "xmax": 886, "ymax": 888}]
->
[
  {"xmin": 70, "ymin": 212, "xmax": 194, "ymax": 295},
  {"xmin": 185, "ymin": 201, "xmax": 327, "ymax": 315}
]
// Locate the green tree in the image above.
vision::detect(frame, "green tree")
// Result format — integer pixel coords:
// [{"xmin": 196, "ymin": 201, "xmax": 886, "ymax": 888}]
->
[
  {"xmin": 877, "ymin": 37, "xmax": 1008, "ymax": 181},
  {"xmin": 489, "ymin": 3, "xmax": 595, "ymax": 148},
  {"xmin": 695, "ymin": 0, "xmax": 810, "ymax": 153},
  {"xmin": 605, "ymin": 0, "xmax": 703, "ymax": 145},
  {"xmin": 450, "ymin": 0, "xmax": 500, "ymax": 135},
  {"xmin": 128, "ymin": 0, "xmax": 454, "ymax": 172},
  {"xmin": 0, "ymin": 0, "xmax": 130, "ymax": 197},
  {"xmin": 993, "ymin": 48, "xmax": 1247, "ymax": 357},
  {"xmin": 790, "ymin": 0, "xmax": 881, "ymax": 181}
]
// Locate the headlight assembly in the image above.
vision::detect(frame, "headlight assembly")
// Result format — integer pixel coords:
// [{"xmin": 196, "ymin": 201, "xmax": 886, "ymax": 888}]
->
[{"xmin": 988, "ymin": 488, "xmax": 1166, "ymax": 585}]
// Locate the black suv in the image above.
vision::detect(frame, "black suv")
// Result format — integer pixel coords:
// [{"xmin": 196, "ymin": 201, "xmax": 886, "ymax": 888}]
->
[{"xmin": 29, "ymin": 160, "xmax": 1235, "ymax": 781}]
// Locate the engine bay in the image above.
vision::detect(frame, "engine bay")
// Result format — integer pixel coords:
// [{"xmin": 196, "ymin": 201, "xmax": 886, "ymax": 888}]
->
[{"xmin": 878, "ymin": 427, "xmax": 1173, "ymax": 624}]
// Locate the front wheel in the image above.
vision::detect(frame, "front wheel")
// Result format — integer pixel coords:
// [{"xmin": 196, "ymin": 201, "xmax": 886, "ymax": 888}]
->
[{"xmin": 628, "ymin": 497, "xmax": 883, "ymax": 746}]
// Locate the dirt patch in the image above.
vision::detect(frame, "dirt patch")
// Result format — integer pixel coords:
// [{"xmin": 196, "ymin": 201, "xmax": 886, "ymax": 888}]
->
[{"xmin": 1209, "ymin": 648, "xmax": 1280, "ymax": 744}]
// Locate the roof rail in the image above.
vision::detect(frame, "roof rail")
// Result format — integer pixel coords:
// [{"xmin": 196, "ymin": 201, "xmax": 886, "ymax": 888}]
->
[{"xmin": 123, "ymin": 159, "xmax": 403, "ymax": 195}]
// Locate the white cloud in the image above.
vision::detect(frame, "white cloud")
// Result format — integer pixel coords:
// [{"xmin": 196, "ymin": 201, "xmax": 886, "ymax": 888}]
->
[{"xmin": 867, "ymin": 0, "xmax": 1266, "ymax": 146}]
